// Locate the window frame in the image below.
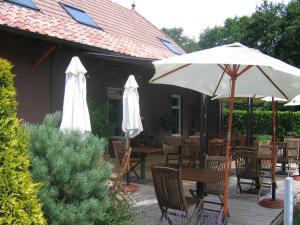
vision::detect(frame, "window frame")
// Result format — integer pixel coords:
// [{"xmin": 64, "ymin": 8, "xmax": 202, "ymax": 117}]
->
[
  {"xmin": 5, "ymin": 0, "xmax": 39, "ymax": 10},
  {"xmin": 159, "ymin": 38, "xmax": 182, "ymax": 55},
  {"xmin": 60, "ymin": 3, "xmax": 100, "ymax": 29},
  {"xmin": 171, "ymin": 94, "xmax": 181, "ymax": 135}
]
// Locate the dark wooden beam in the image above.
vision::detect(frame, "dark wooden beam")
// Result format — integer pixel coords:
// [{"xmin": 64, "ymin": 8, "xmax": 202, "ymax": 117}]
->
[{"xmin": 32, "ymin": 46, "xmax": 56, "ymax": 69}]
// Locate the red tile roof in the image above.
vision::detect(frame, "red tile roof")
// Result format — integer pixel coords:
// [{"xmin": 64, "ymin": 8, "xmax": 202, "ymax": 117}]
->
[{"xmin": 0, "ymin": 0, "xmax": 184, "ymax": 60}]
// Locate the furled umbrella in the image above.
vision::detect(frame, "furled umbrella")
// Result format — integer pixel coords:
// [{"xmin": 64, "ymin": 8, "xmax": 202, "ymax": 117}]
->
[
  {"xmin": 122, "ymin": 75, "xmax": 143, "ymax": 191},
  {"xmin": 122, "ymin": 75, "xmax": 143, "ymax": 140},
  {"xmin": 60, "ymin": 56, "xmax": 91, "ymax": 133},
  {"xmin": 149, "ymin": 42, "xmax": 300, "ymax": 218}
]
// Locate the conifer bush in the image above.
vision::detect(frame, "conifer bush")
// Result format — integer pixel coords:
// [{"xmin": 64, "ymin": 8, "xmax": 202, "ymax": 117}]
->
[
  {"xmin": 26, "ymin": 112, "xmax": 136, "ymax": 225},
  {"xmin": 0, "ymin": 58, "xmax": 46, "ymax": 224}
]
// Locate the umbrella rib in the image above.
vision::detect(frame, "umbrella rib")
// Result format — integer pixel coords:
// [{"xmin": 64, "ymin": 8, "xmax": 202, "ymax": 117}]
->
[
  {"xmin": 150, "ymin": 64, "xmax": 192, "ymax": 82},
  {"xmin": 213, "ymin": 67, "xmax": 226, "ymax": 96},
  {"xmin": 237, "ymin": 65, "xmax": 253, "ymax": 76},
  {"xmin": 256, "ymin": 65, "xmax": 288, "ymax": 100}
]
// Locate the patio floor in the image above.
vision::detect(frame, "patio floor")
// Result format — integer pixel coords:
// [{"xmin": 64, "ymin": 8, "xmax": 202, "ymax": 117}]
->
[{"xmin": 123, "ymin": 154, "xmax": 300, "ymax": 225}]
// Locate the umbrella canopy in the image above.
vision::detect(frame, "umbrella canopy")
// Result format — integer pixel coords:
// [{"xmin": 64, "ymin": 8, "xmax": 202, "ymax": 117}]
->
[
  {"xmin": 285, "ymin": 95, "xmax": 300, "ymax": 106},
  {"xmin": 122, "ymin": 75, "xmax": 143, "ymax": 138},
  {"xmin": 60, "ymin": 56, "xmax": 91, "ymax": 133},
  {"xmin": 150, "ymin": 42, "xmax": 300, "ymax": 215},
  {"xmin": 261, "ymin": 96, "xmax": 288, "ymax": 102},
  {"xmin": 150, "ymin": 42, "xmax": 300, "ymax": 100}
]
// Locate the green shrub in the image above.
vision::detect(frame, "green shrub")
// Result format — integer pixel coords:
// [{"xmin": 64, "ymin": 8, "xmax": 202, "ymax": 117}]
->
[
  {"xmin": 88, "ymin": 99, "xmax": 117, "ymax": 138},
  {"xmin": 224, "ymin": 109, "xmax": 300, "ymax": 140},
  {"xmin": 25, "ymin": 112, "xmax": 113, "ymax": 225},
  {"xmin": 0, "ymin": 58, "xmax": 46, "ymax": 224}
]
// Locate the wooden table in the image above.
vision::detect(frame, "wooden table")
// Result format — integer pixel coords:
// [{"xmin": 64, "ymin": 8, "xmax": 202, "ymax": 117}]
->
[
  {"xmin": 181, "ymin": 168, "xmax": 224, "ymax": 198},
  {"xmin": 132, "ymin": 146, "xmax": 162, "ymax": 183}
]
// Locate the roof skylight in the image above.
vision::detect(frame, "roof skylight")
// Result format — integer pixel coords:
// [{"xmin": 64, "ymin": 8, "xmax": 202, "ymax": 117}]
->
[
  {"xmin": 160, "ymin": 39, "xmax": 182, "ymax": 55},
  {"xmin": 5, "ymin": 0, "xmax": 39, "ymax": 10},
  {"xmin": 61, "ymin": 3, "xmax": 100, "ymax": 29}
]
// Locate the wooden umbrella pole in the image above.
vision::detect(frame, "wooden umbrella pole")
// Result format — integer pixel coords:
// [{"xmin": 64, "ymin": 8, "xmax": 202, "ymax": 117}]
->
[
  {"xmin": 223, "ymin": 76, "xmax": 236, "ymax": 217},
  {"xmin": 272, "ymin": 98, "xmax": 277, "ymax": 200}
]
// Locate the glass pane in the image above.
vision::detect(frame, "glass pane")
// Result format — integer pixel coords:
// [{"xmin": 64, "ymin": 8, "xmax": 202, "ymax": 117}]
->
[
  {"xmin": 9, "ymin": 0, "xmax": 38, "ymax": 9},
  {"xmin": 172, "ymin": 97, "xmax": 178, "ymax": 107},
  {"xmin": 172, "ymin": 108, "xmax": 179, "ymax": 134},
  {"xmin": 63, "ymin": 5, "xmax": 99, "ymax": 28},
  {"xmin": 160, "ymin": 39, "xmax": 182, "ymax": 55}
]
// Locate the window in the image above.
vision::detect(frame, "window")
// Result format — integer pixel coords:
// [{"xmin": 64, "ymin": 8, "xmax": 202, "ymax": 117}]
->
[
  {"xmin": 171, "ymin": 95, "xmax": 181, "ymax": 134},
  {"xmin": 160, "ymin": 39, "xmax": 182, "ymax": 55},
  {"xmin": 61, "ymin": 3, "xmax": 100, "ymax": 29},
  {"xmin": 5, "ymin": 0, "xmax": 39, "ymax": 10}
]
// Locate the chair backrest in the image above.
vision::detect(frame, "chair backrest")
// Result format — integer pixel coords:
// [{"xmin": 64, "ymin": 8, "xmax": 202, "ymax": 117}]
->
[
  {"xmin": 204, "ymin": 156, "xmax": 226, "ymax": 194},
  {"xmin": 258, "ymin": 144, "xmax": 280, "ymax": 170},
  {"xmin": 235, "ymin": 150, "xmax": 260, "ymax": 180},
  {"xmin": 162, "ymin": 143, "xmax": 178, "ymax": 155},
  {"xmin": 182, "ymin": 138, "xmax": 200, "ymax": 158},
  {"xmin": 112, "ymin": 139, "xmax": 126, "ymax": 165},
  {"xmin": 165, "ymin": 135, "xmax": 182, "ymax": 147},
  {"xmin": 110, "ymin": 146, "xmax": 132, "ymax": 194},
  {"xmin": 284, "ymin": 137, "xmax": 299, "ymax": 158},
  {"xmin": 208, "ymin": 139, "xmax": 225, "ymax": 156},
  {"xmin": 151, "ymin": 166, "xmax": 188, "ymax": 213}
]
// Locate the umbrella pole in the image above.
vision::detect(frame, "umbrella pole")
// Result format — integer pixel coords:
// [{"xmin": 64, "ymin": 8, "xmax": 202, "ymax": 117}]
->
[
  {"xmin": 258, "ymin": 98, "xmax": 284, "ymax": 208},
  {"xmin": 223, "ymin": 77, "xmax": 236, "ymax": 218},
  {"xmin": 271, "ymin": 98, "xmax": 276, "ymax": 200}
]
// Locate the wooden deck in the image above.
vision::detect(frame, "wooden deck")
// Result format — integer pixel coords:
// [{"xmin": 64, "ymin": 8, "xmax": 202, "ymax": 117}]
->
[{"xmin": 125, "ymin": 154, "xmax": 300, "ymax": 225}]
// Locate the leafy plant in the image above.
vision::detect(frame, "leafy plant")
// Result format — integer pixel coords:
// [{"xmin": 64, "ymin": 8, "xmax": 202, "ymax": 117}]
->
[
  {"xmin": 88, "ymin": 99, "xmax": 117, "ymax": 138},
  {"xmin": 159, "ymin": 113, "xmax": 172, "ymax": 131},
  {"xmin": 25, "ymin": 112, "xmax": 114, "ymax": 225},
  {"xmin": 0, "ymin": 58, "xmax": 46, "ymax": 225},
  {"xmin": 255, "ymin": 134, "xmax": 272, "ymax": 145}
]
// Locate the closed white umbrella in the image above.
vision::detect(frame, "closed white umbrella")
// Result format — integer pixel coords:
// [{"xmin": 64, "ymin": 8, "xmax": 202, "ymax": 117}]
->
[
  {"xmin": 122, "ymin": 75, "xmax": 143, "ymax": 139},
  {"xmin": 60, "ymin": 56, "xmax": 91, "ymax": 133},
  {"xmin": 150, "ymin": 42, "xmax": 300, "ymax": 216}
]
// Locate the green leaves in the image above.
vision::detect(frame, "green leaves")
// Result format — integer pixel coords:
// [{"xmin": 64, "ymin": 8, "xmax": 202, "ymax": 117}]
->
[{"xmin": 224, "ymin": 109, "xmax": 300, "ymax": 140}]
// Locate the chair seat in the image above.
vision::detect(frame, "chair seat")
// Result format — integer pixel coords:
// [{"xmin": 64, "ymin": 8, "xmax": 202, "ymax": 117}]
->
[{"xmin": 185, "ymin": 196, "xmax": 200, "ymax": 208}]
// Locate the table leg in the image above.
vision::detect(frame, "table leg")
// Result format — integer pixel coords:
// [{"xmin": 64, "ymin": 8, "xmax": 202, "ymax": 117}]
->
[
  {"xmin": 196, "ymin": 182, "xmax": 204, "ymax": 198},
  {"xmin": 139, "ymin": 153, "xmax": 146, "ymax": 184}
]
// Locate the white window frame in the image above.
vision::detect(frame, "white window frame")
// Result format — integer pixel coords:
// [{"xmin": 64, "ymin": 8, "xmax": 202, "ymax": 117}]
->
[{"xmin": 171, "ymin": 95, "xmax": 181, "ymax": 135}]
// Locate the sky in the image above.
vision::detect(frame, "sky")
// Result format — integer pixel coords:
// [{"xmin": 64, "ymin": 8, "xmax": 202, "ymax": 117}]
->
[{"xmin": 112, "ymin": 0, "xmax": 290, "ymax": 39}]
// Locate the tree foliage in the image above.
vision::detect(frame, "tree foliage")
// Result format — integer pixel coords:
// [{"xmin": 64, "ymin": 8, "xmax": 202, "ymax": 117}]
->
[
  {"xmin": 161, "ymin": 27, "xmax": 199, "ymax": 53},
  {"xmin": 0, "ymin": 58, "xmax": 46, "ymax": 225}
]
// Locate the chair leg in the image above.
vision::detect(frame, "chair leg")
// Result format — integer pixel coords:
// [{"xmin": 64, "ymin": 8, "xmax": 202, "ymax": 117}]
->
[{"xmin": 237, "ymin": 178, "xmax": 243, "ymax": 194}]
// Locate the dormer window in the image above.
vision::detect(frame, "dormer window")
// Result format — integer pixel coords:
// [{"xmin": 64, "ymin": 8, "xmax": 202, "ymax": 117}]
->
[
  {"xmin": 61, "ymin": 3, "xmax": 100, "ymax": 29},
  {"xmin": 5, "ymin": 0, "xmax": 39, "ymax": 10},
  {"xmin": 160, "ymin": 39, "xmax": 182, "ymax": 55}
]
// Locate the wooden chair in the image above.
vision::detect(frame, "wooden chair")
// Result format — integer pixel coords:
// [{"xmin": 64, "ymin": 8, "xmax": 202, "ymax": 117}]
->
[
  {"xmin": 151, "ymin": 166, "xmax": 203, "ymax": 224},
  {"xmin": 208, "ymin": 139, "xmax": 225, "ymax": 156},
  {"xmin": 109, "ymin": 146, "xmax": 132, "ymax": 195},
  {"xmin": 162, "ymin": 135, "xmax": 182, "ymax": 167},
  {"xmin": 283, "ymin": 137, "xmax": 299, "ymax": 173},
  {"xmin": 203, "ymin": 156, "xmax": 227, "ymax": 214},
  {"xmin": 112, "ymin": 139, "xmax": 140, "ymax": 179},
  {"xmin": 235, "ymin": 150, "xmax": 264, "ymax": 196},
  {"xmin": 180, "ymin": 138, "xmax": 200, "ymax": 168}
]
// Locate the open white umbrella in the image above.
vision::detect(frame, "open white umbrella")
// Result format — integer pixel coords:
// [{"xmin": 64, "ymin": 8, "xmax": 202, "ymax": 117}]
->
[
  {"xmin": 122, "ymin": 75, "xmax": 143, "ymax": 139},
  {"xmin": 285, "ymin": 95, "xmax": 300, "ymax": 106},
  {"xmin": 150, "ymin": 42, "xmax": 300, "ymax": 216},
  {"xmin": 60, "ymin": 56, "xmax": 91, "ymax": 133}
]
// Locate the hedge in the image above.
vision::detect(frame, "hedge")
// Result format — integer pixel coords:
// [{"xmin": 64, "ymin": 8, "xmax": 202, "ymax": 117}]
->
[
  {"xmin": 0, "ymin": 58, "xmax": 46, "ymax": 224},
  {"xmin": 224, "ymin": 109, "xmax": 300, "ymax": 140}
]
